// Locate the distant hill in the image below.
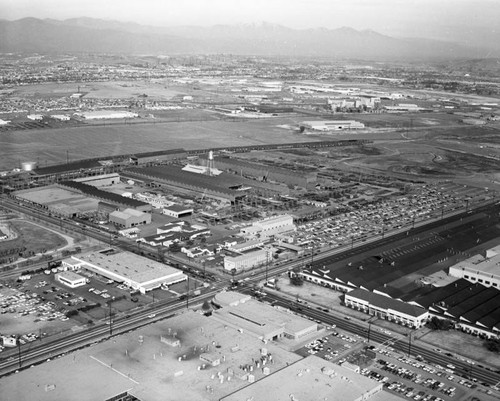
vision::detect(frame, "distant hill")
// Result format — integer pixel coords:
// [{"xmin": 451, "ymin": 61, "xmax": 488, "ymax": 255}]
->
[{"xmin": 0, "ymin": 17, "xmax": 495, "ymax": 60}]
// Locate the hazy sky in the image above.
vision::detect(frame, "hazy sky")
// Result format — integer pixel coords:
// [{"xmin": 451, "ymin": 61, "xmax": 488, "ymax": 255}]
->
[{"xmin": 1, "ymin": 0, "xmax": 499, "ymax": 40}]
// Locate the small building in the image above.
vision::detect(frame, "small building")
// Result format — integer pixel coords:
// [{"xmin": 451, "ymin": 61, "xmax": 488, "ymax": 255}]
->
[
  {"xmin": 163, "ymin": 204, "xmax": 194, "ymax": 218},
  {"xmin": 109, "ymin": 208, "xmax": 152, "ymax": 228},
  {"xmin": 199, "ymin": 353, "xmax": 221, "ymax": 367},
  {"xmin": 55, "ymin": 271, "xmax": 87, "ymax": 288},
  {"xmin": 27, "ymin": 114, "xmax": 43, "ymax": 121},
  {"xmin": 1, "ymin": 336, "xmax": 17, "ymax": 347},
  {"xmin": 341, "ymin": 361, "xmax": 361, "ymax": 373},
  {"xmin": 160, "ymin": 335, "xmax": 181, "ymax": 347}
]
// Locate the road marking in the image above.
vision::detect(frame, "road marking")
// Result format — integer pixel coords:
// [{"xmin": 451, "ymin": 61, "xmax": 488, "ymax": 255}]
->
[{"xmin": 90, "ymin": 355, "xmax": 139, "ymax": 384}]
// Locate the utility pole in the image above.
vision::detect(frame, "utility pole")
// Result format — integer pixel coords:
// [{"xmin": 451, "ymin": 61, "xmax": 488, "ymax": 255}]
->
[
  {"xmin": 109, "ymin": 302, "xmax": 113, "ymax": 336},
  {"xmin": 407, "ymin": 330, "xmax": 412, "ymax": 357},
  {"xmin": 17, "ymin": 336, "xmax": 22, "ymax": 368}
]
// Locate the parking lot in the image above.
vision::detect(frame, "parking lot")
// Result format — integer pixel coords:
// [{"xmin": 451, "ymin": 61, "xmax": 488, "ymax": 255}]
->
[
  {"xmin": 0, "ymin": 267, "xmax": 196, "ymax": 345},
  {"xmin": 294, "ymin": 182, "xmax": 492, "ymax": 252}
]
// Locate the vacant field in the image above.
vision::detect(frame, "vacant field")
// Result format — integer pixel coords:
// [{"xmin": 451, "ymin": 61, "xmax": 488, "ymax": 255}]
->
[
  {"xmin": 8, "ymin": 80, "xmax": 184, "ymax": 100},
  {"xmin": 0, "ymin": 114, "xmax": 311, "ymax": 170},
  {"xmin": 0, "ymin": 220, "xmax": 67, "ymax": 256}
]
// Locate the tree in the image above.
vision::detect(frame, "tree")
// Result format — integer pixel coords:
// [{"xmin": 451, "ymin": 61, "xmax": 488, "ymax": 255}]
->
[
  {"xmin": 426, "ymin": 316, "xmax": 453, "ymax": 331},
  {"xmin": 290, "ymin": 275, "xmax": 304, "ymax": 287},
  {"xmin": 484, "ymin": 338, "xmax": 500, "ymax": 353}
]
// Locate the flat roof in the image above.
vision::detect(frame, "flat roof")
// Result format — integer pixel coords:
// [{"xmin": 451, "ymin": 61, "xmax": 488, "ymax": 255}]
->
[
  {"xmin": 73, "ymin": 250, "xmax": 185, "ymax": 285},
  {"xmin": 221, "ymin": 355, "xmax": 382, "ymax": 401},
  {"xmin": 213, "ymin": 294, "xmax": 316, "ymax": 337},
  {"xmin": 451, "ymin": 247, "xmax": 500, "ymax": 278},
  {"xmin": 115, "ymin": 208, "xmax": 147, "ymax": 217},
  {"xmin": 57, "ymin": 271, "xmax": 85, "ymax": 281},
  {"xmin": 165, "ymin": 204, "xmax": 193, "ymax": 212}
]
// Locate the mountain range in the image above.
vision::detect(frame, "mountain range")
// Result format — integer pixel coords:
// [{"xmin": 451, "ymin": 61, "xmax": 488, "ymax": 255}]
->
[{"xmin": 0, "ymin": 17, "xmax": 496, "ymax": 60}]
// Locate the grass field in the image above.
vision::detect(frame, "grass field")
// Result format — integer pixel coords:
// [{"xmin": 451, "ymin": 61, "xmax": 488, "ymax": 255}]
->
[{"xmin": 0, "ymin": 220, "xmax": 67, "ymax": 256}]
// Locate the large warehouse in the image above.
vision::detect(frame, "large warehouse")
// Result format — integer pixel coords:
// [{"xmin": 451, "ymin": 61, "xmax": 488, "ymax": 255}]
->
[
  {"xmin": 67, "ymin": 249, "xmax": 186, "ymax": 293},
  {"xmin": 200, "ymin": 155, "xmax": 318, "ymax": 189},
  {"xmin": 301, "ymin": 120, "xmax": 365, "ymax": 131}
]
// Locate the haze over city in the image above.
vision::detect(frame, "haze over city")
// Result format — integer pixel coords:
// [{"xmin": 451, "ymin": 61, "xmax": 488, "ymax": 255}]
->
[
  {"xmin": 1, "ymin": 1, "xmax": 500, "ymax": 401},
  {"xmin": 1, "ymin": 0, "xmax": 500, "ymax": 48}
]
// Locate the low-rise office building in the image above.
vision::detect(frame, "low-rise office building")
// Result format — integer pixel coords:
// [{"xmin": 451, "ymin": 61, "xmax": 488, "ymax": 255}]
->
[
  {"xmin": 55, "ymin": 271, "xmax": 87, "ymax": 288},
  {"xmin": 344, "ymin": 289, "xmax": 429, "ymax": 328}
]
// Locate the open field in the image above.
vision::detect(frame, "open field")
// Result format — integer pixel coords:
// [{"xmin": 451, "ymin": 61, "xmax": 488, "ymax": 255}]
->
[
  {"xmin": 0, "ymin": 220, "xmax": 67, "ymax": 256},
  {"xmin": 0, "ymin": 114, "xmax": 312, "ymax": 170},
  {"xmin": 6, "ymin": 80, "xmax": 185, "ymax": 100}
]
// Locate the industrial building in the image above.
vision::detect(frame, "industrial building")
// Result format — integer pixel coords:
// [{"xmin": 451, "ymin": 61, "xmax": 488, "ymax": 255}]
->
[
  {"xmin": 123, "ymin": 165, "xmax": 246, "ymax": 203},
  {"xmin": 204, "ymin": 155, "xmax": 317, "ymax": 189},
  {"xmin": 14, "ymin": 185, "xmax": 101, "ymax": 218},
  {"xmin": 59, "ymin": 181, "xmax": 151, "ymax": 213},
  {"xmin": 162, "ymin": 204, "xmax": 194, "ymax": 218},
  {"xmin": 109, "ymin": 208, "xmax": 152, "ymax": 228},
  {"xmin": 241, "ymin": 214, "xmax": 295, "ymax": 239},
  {"xmin": 69, "ymin": 249, "xmax": 187, "ymax": 293},
  {"xmin": 212, "ymin": 291, "xmax": 318, "ymax": 341},
  {"xmin": 301, "ymin": 120, "xmax": 365, "ymax": 131},
  {"xmin": 344, "ymin": 289, "xmax": 430, "ymax": 329},
  {"xmin": 410, "ymin": 278, "xmax": 500, "ymax": 338},
  {"xmin": 73, "ymin": 173, "xmax": 121, "ymax": 187},
  {"xmin": 224, "ymin": 247, "xmax": 271, "ymax": 273},
  {"xmin": 221, "ymin": 355, "xmax": 384, "ymax": 401},
  {"xmin": 73, "ymin": 110, "xmax": 138, "ymax": 120},
  {"xmin": 448, "ymin": 246, "xmax": 500, "ymax": 289},
  {"xmin": 129, "ymin": 149, "xmax": 187, "ymax": 165}
]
